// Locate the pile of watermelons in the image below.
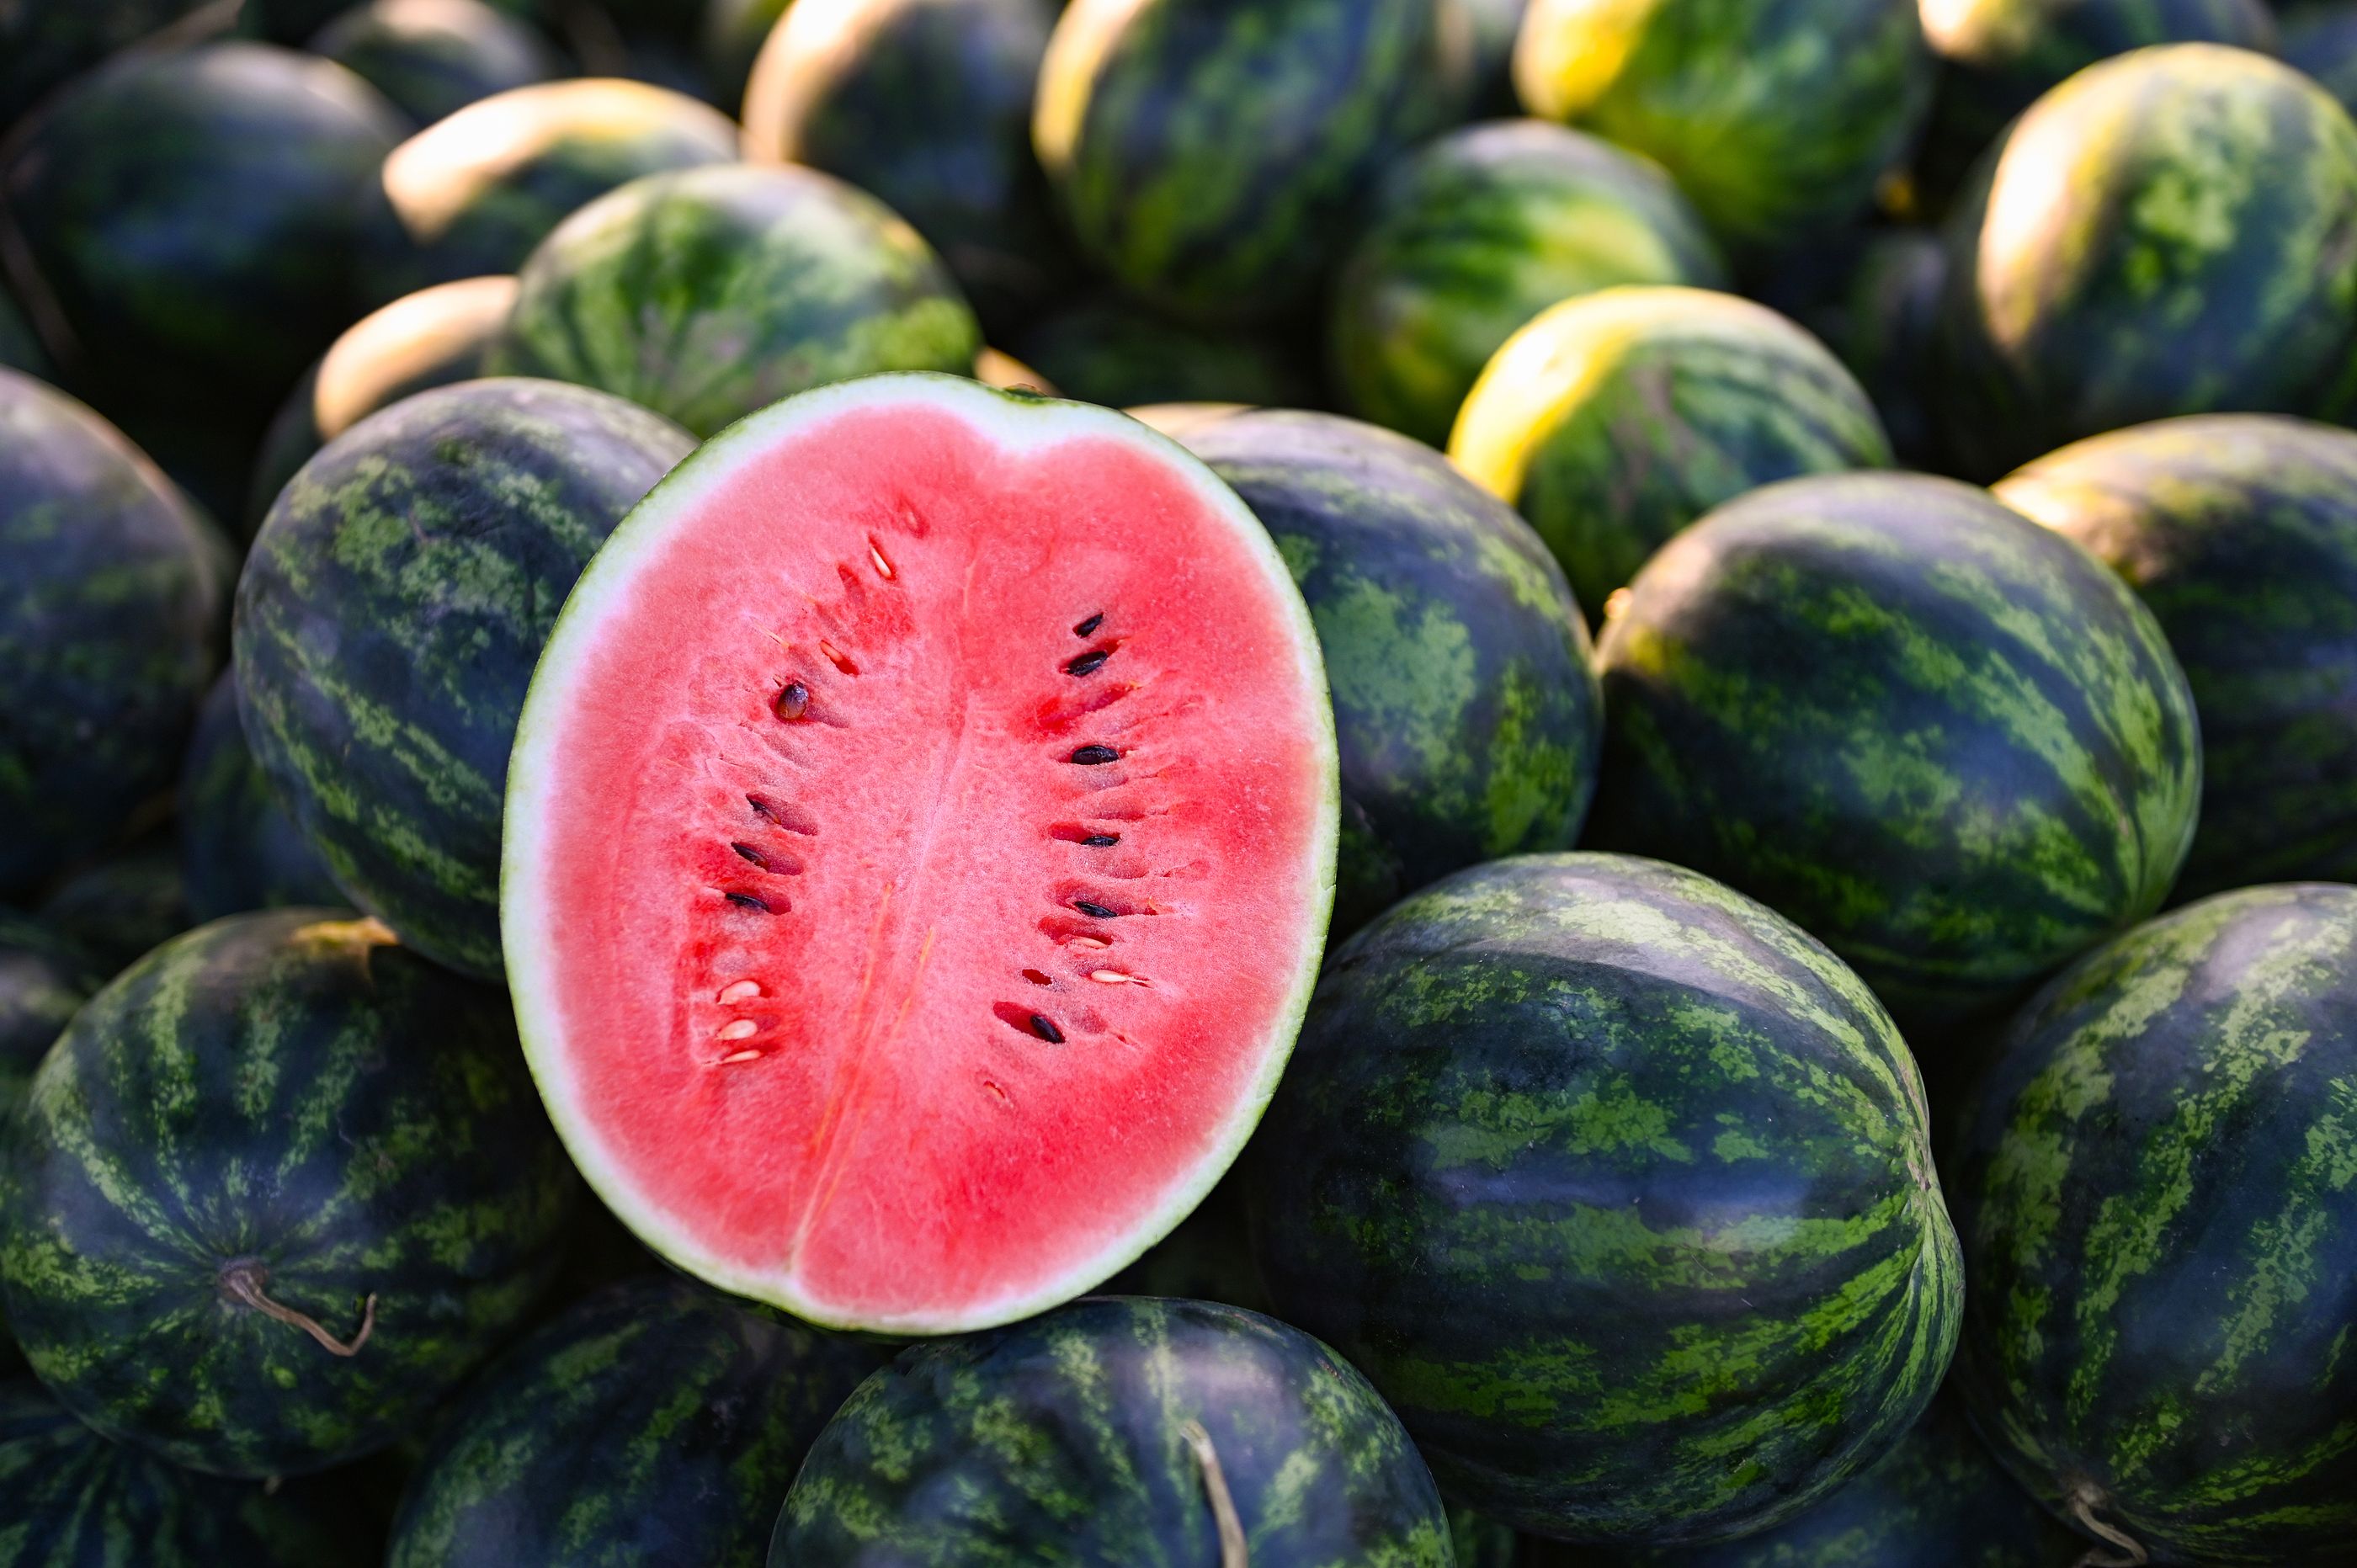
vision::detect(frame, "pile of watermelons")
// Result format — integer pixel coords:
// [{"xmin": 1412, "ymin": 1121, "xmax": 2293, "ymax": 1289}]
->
[{"xmin": 2, "ymin": 0, "xmax": 2354, "ymax": 1562}]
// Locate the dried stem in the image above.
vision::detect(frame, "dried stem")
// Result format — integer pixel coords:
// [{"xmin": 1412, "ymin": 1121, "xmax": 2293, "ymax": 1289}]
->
[
  {"xmin": 1180, "ymin": 1419, "xmax": 1248, "ymax": 1568},
  {"xmin": 2066, "ymin": 1478, "xmax": 2149, "ymax": 1568},
  {"xmin": 218, "ymin": 1261, "xmax": 377, "ymax": 1358}
]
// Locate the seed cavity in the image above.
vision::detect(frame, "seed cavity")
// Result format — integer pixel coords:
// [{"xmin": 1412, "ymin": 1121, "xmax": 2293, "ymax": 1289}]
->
[
  {"xmin": 868, "ymin": 539, "xmax": 896, "ymax": 580},
  {"xmin": 717, "ymin": 980, "xmax": 762, "ymax": 1003},
  {"xmin": 819, "ymin": 640, "xmax": 858, "ymax": 675},
  {"xmin": 1073, "ymin": 900, "xmax": 1118, "ymax": 918},
  {"xmin": 1022, "ymin": 969, "xmax": 1053, "ymax": 986},
  {"xmin": 1029, "ymin": 1014, "xmax": 1064, "ymax": 1044},
  {"xmin": 726, "ymin": 891, "xmax": 775, "ymax": 913},
  {"xmin": 1069, "ymin": 745, "xmax": 1120, "ymax": 766},
  {"xmin": 716, "ymin": 1018, "xmax": 758, "ymax": 1041},
  {"xmin": 1066, "ymin": 649, "xmax": 1110, "ymax": 677},
  {"xmin": 1090, "ymin": 969, "xmax": 1147, "ymax": 986},
  {"xmin": 773, "ymin": 683, "xmax": 809, "ymax": 720},
  {"xmin": 1073, "ymin": 612, "xmax": 1104, "ymax": 638}
]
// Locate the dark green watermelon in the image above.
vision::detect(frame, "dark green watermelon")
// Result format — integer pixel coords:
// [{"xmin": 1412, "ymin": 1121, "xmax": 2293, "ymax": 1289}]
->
[
  {"xmin": 234, "ymin": 379, "xmax": 692, "ymax": 980},
  {"xmin": 775, "ymin": 1296, "xmax": 1455, "ymax": 1565},
  {"xmin": 488, "ymin": 164, "xmax": 983, "ymax": 438},
  {"xmin": 0, "ymin": 0, "xmax": 215, "ymax": 125},
  {"xmin": 1034, "ymin": 0, "xmax": 1474, "ymax": 322},
  {"xmin": 1935, "ymin": 45, "xmax": 2357, "ymax": 479},
  {"xmin": 1009, "ymin": 294, "xmax": 1320, "ymax": 410},
  {"xmin": 0, "ymin": 909, "xmax": 580, "ymax": 1478},
  {"xmin": 37, "ymin": 837, "xmax": 192, "ymax": 974},
  {"xmin": 2285, "ymin": 4, "xmax": 2357, "ymax": 111},
  {"xmin": 742, "ymin": 0, "xmax": 1073, "ymax": 336},
  {"xmin": 1178, "ymin": 409, "xmax": 1602, "ymax": 936},
  {"xmin": 387, "ymin": 1275, "xmax": 879, "ymax": 1567},
  {"xmin": 1951, "ymin": 883, "xmax": 2357, "ymax": 1567},
  {"xmin": 1588, "ymin": 472, "xmax": 2202, "ymax": 1029},
  {"xmin": 1449, "ymin": 286, "xmax": 1891, "ymax": 620},
  {"xmin": 178, "ymin": 672, "xmax": 343, "ymax": 922},
  {"xmin": 1246, "ymin": 853, "xmax": 1962, "ymax": 1546},
  {"xmin": 0, "ymin": 370, "xmax": 222, "ymax": 898},
  {"xmin": 1819, "ymin": 229, "xmax": 1946, "ymax": 469},
  {"xmin": 310, "ymin": 0, "xmax": 564, "ymax": 125},
  {"xmin": 1997, "ymin": 416, "xmax": 2357, "ymax": 900},
  {"xmin": 1514, "ymin": 0, "xmax": 1933, "ymax": 252},
  {"xmin": 0, "ymin": 285, "xmax": 50, "ymax": 378}
]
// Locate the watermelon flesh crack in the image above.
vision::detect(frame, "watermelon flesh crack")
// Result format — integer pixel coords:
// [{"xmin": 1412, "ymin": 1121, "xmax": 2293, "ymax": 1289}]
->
[{"xmin": 505, "ymin": 374, "xmax": 1337, "ymax": 1334}]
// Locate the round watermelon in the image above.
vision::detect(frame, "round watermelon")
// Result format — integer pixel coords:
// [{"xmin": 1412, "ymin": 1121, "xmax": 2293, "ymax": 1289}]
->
[
  {"xmin": 0, "ymin": 369, "xmax": 222, "ymax": 899},
  {"xmin": 0, "ymin": 909, "xmax": 580, "ymax": 1478},
  {"xmin": 1328, "ymin": 119, "xmax": 1728, "ymax": 449},
  {"xmin": 742, "ymin": 0, "xmax": 1073, "ymax": 336},
  {"xmin": 386, "ymin": 1275, "xmax": 879, "ymax": 1568},
  {"xmin": 1247, "ymin": 853, "xmax": 1962, "ymax": 1545},
  {"xmin": 0, "ymin": 0, "xmax": 214, "ymax": 125},
  {"xmin": 489, "ymin": 163, "xmax": 984, "ymax": 438},
  {"xmin": 1951, "ymin": 883, "xmax": 2357, "ymax": 1567},
  {"xmin": 1449, "ymin": 285, "xmax": 1891, "ymax": 620},
  {"xmin": 1514, "ymin": 0, "xmax": 1933, "ymax": 251},
  {"xmin": 1588, "ymin": 472, "xmax": 2201, "ymax": 1028},
  {"xmin": 309, "ymin": 0, "xmax": 564, "ymax": 125},
  {"xmin": 37, "ymin": 838, "xmax": 192, "ymax": 974},
  {"xmin": 1178, "ymin": 408, "xmax": 1602, "ymax": 936},
  {"xmin": 774, "ymin": 1296, "xmax": 1453, "ymax": 1564},
  {"xmin": 1035, "ymin": 0, "xmax": 1475, "ymax": 322},
  {"xmin": 1997, "ymin": 415, "xmax": 2357, "ymax": 901},
  {"xmin": 1936, "ymin": 44, "xmax": 2357, "ymax": 479},
  {"xmin": 1010, "ymin": 294, "xmax": 1319, "ymax": 410},
  {"xmin": 178, "ymin": 672, "xmax": 343, "ymax": 922},
  {"xmin": 2285, "ymin": 4, "xmax": 2357, "ymax": 111}
]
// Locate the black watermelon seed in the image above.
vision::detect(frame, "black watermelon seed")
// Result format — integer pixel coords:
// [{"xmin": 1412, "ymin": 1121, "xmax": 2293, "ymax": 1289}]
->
[
  {"xmin": 1069, "ymin": 745, "xmax": 1120, "ymax": 765},
  {"xmin": 1065, "ymin": 649, "xmax": 1109, "ymax": 677},
  {"xmin": 774, "ymin": 683, "xmax": 809, "ymax": 720},
  {"xmin": 1073, "ymin": 613, "xmax": 1104, "ymax": 637},
  {"xmin": 1029, "ymin": 1014, "xmax": 1065, "ymax": 1044},
  {"xmin": 1073, "ymin": 901, "xmax": 1118, "ymax": 918},
  {"xmin": 1082, "ymin": 834, "xmax": 1119, "ymax": 848},
  {"xmin": 726, "ymin": 892, "xmax": 772, "ymax": 912}
]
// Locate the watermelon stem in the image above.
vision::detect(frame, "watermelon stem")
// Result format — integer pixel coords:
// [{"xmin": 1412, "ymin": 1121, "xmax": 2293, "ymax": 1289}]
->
[
  {"xmin": 2063, "ymin": 1479, "xmax": 2148, "ymax": 1567},
  {"xmin": 217, "ymin": 1260, "xmax": 379, "ymax": 1358},
  {"xmin": 1178, "ymin": 1419, "xmax": 1248, "ymax": 1568}
]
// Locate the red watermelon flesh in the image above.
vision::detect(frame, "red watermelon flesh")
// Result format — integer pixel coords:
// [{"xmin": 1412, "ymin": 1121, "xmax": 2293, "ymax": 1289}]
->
[{"xmin": 504, "ymin": 374, "xmax": 1338, "ymax": 1334}]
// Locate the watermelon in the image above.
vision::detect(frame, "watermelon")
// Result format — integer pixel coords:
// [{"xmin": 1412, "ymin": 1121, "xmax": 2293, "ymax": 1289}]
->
[
  {"xmin": 235, "ymin": 378, "xmax": 692, "ymax": 981},
  {"xmin": 1177, "ymin": 408, "xmax": 1602, "ymax": 937},
  {"xmin": 2285, "ymin": 3, "xmax": 2357, "ymax": 110},
  {"xmin": 360, "ymin": 77, "xmax": 739, "ymax": 300},
  {"xmin": 0, "ymin": 286, "xmax": 49, "ymax": 378},
  {"xmin": 1449, "ymin": 286, "xmax": 1891, "ymax": 621},
  {"xmin": 488, "ymin": 164, "xmax": 984, "ymax": 438},
  {"xmin": 386, "ymin": 1275, "xmax": 879, "ymax": 1568},
  {"xmin": 37, "ymin": 838, "xmax": 192, "ymax": 974},
  {"xmin": 742, "ymin": 0, "xmax": 1074, "ymax": 336},
  {"xmin": 1452, "ymin": 1506, "xmax": 1523, "ymax": 1568},
  {"xmin": 1513, "ymin": 0, "xmax": 1934, "ymax": 252},
  {"xmin": 1588, "ymin": 472, "xmax": 2201, "ymax": 1029},
  {"xmin": 0, "ymin": 909, "xmax": 580, "ymax": 1478},
  {"xmin": 1996, "ymin": 416, "xmax": 2357, "ymax": 900},
  {"xmin": 1935, "ymin": 45, "xmax": 2357, "ymax": 479},
  {"xmin": 178, "ymin": 672, "xmax": 343, "ymax": 922},
  {"xmin": 1245, "ymin": 853, "xmax": 1962, "ymax": 1545},
  {"xmin": 0, "ymin": 369, "xmax": 222, "ymax": 898},
  {"xmin": 503, "ymin": 373, "xmax": 1338, "ymax": 1334},
  {"xmin": 1034, "ymin": 0, "xmax": 1475, "ymax": 322},
  {"xmin": 774, "ymin": 1295, "xmax": 1453, "ymax": 1564},
  {"xmin": 0, "ymin": 0, "xmax": 215, "ymax": 125},
  {"xmin": 1009, "ymin": 295, "xmax": 1320, "ymax": 411},
  {"xmin": 1328, "ymin": 120, "xmax": 1728, "ymax": 449},
  {"xmin": 246, "ymin": 274, "xmax": 519, "ymax": 532},
  {"xmin": 1819, "ymin": 229, "xmax": 1946, "ymax": 469},
  {"xmin": 1950, "ymin": 883, "xmax": 2357, "ymax": 1567},
  {"xmin": 310, "ymin": 0, "xmax": 565, "ymax": 125}
]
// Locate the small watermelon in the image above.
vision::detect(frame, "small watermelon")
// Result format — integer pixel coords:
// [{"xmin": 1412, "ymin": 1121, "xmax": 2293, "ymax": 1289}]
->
[
  {"xmin": 503, "ymin": 373, "xmax": 1338, "ymax": 1335},
  {"xmin": 774, "ymin": 1296, "xmax": 1453, "ymax": 1564},
  {"xmin": 0, "ymin": 0, "xmax": 214, "ymax": 125},
  {"xmin": 0, "ymin": 910, "xmax": 580, "ymax": 1478},
  {"xmin": 37, "ymin": 838, "xmax": 192, "ymax": 974},
  {"xmin": 0, "ymin": 370, "xmax": 222, "ymax": 899},
  {"xmin": 1009, "ymin": 294, "xmax": 1320, "ymax": 410},
  {"xmin": 1588, "ymin": 472, "xmax": 2201, "ymax": 1028},
  {"xmin": 1449, "ymin": 285, "xmax": 1891, "ymax": 619},
  {"xmin": 2285, "ymin": 3, "xmax": 2357, "ymax": 110},
  {"xmin": 1514, "ymin": 0, "xmax": 1933, "ymax": 251},
  {"xmin": 236, "ymin": 378, "xmax": 693, "ymax": 980},
  {"xmin": 1328, "ymin": 119, "xmax": 1728, "ymax": 449},
  {"xmin": 178, "ymin": 672, "xmax": 343, "ymax": 922},
  {"xmin": 1035, "ymin": 0, "xmax": 1475, "ymax": 322},
  {"xmin": 742, "ymin": 0, "xmax": 1074, "ymax": 336},
  {"xmin": 1247, "ymin": 853, "xmax": 1962, "ymax": 1545},
  {"xmin": 489, "ymin": 164, "xmax": 984, "ymax": 438},
  {"xmin": 386, "ymin": 1275, "xmax": 879, "ymax": 1568},
  {"xmin": 1952, "ymin": 884, "xmax": 2357, "ymax": 1567},
  {"xmin": 1178, "ymin": 409, "xmax": 1603, "ymax": 936},
  {"xmin": 309, "ymin": 0, "xmax": 565, "ymax": 125}
]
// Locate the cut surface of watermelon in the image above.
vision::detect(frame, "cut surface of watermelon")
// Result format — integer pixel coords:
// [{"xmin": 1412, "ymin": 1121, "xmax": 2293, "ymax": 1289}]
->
[{"xmin": 504, "ymin": 374, "xmax": 1337, "ymax": 1334}]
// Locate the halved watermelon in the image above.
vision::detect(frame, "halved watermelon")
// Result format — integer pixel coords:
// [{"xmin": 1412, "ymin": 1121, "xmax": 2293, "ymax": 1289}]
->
[{"xmin": 504, "ymin": 374, "xmax": 1338, "ymax": 1335}]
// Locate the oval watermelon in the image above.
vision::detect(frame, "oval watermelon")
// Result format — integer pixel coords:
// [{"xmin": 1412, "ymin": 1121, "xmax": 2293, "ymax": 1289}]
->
[
  {"xmin": 178, "ymin": 672, "xmax": 343, "ymax": 922},
  {"xmin": 1951, "ymin": 883, "xmax": 2357, "ymax": 1567},
  {"xmin": 0, "ymin": 910, "xmax": 580, "ymax": 1479},
  {"xmin": 309, "ymin": 0, "xmax": 564, "ymax": 125},
  {"xmin": 236, "ymin": 378, "xmax": 694, "ymax": 981},
  {"xmin": 1009, "ymin": 294, "xmax": 1320, "ymax": 411},
  {"xmin": 774, "ymin": 1296, "xmax": 1452, "ymax": 1564},
  {"xmin": 1246, "ymin": 853, "xmax": 1962, "ymax": 1546}
]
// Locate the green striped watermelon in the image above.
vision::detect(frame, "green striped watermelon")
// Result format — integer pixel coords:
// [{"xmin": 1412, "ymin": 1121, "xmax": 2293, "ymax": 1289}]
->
[
  {"xmin": 235, "ymin": 379, "xmax": 693, "ymax": 980},
  {"xmin": 178, "ymin": 672, "xmax": 343, "ymax": 922},
  {"xmin": 1247, "ymin": 853, "xmax": 1961, "ymax": 1545},
  {"xmin": 309, "ymin": 0, "xmax": 563, "ymax": 125},
  {"xmin": 1010, "ymin": 295, "xmax": 1319, "ymax": 410},
  {"xmin": 0, "ymin": 910, "xmax": 580, "ymax": 1478},
  {"xmin": 775, "ymin": 1296, "xmax": 1454, "ymax": 1564},
  {"xmin": 1951, "ymin": 883, "xmax": 2357, "ymax": 1567},
  {"xmin": 1328, "ymin": 120, "xmax": 1728, "ymax": 449}
]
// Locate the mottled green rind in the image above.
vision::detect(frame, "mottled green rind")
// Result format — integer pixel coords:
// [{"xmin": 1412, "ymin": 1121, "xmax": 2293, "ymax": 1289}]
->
[
  {"xmin": 1952, "ymin": 883, "xmax": 2357, "ymax": 1566},
  {"xmin": 1514, "ymin": 0, "xmax": 1932, "ymax": 250},
  {"xmin": 1183, "ymin": 410, "xmax": 1602, "ymax": 936},
  {"xmin": 1588, "ymin": 473, "xmax": 2201, "ymax": 1025},
  {"xmin": 1330, "ymin": 120, "xmax": 1727, "ymax": 449},
  {"xmin": 387, "ymin": 1275, "xmax": 879, "ymax": 1568},
  {"xmin": 2284, "ymin": 5, "xmax": 2357, "ymax": 110},
  {"xmin": 1011, "ymin": 295, "xmax": 1319, "ymax": 410},
  {"xmin": 234, "ymin": 379, "xmax": 693, "ymax": 979},
  {"xmin": 178, "ymin": 673, "xmax": 343, "ymax": 924},
  {"xmin": 311, "ymin": 0, "xmax": 563, "ymax": 125},
  {"xmin": 776, "ymin": 1296, "xmax": 1454, "ymax": 1565},
  {"xmin": 1035, "ymin": 0, "xmax": 1473, "ymax": 322},
  {"xmin": 1247, "ymin": 853, "xmax": 1962, "ymax": 1545},
  {"xmin": 38, "ymin": 839, "xmax": 192, "ymax": 975},
  {"xmin": 0, "ymin": 370, "xmax": 221, "ymax": 897},
  {"xmin": 0, "ymin": 910, "xmax": 581, "ymax": 1477},
  {"xmin": 0, "ymin": 0, "xmax": 212, "ymax": 124},
  {"xmin": 1935, "ymin": 45, "xmax": 2357, "ymax": 479}
]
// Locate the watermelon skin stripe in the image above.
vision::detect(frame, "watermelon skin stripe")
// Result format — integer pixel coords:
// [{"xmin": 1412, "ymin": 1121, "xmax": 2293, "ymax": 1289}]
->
[{"xmin": 1952, "ymin": 884, "xmax": 2357, "ymax": 1568}]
